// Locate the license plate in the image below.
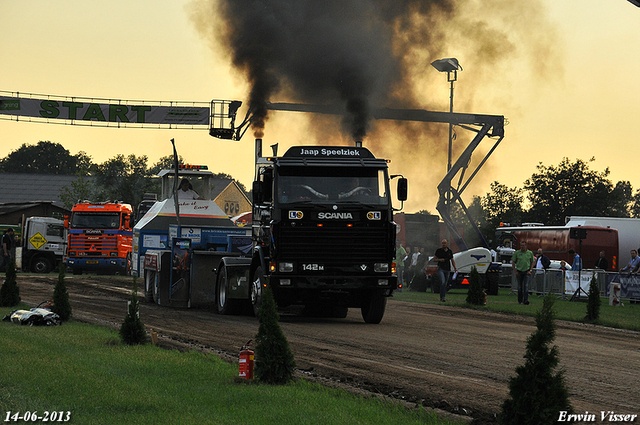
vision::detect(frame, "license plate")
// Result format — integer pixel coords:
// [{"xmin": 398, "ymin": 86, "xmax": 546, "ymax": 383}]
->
[
  {"xmin": 86, "ymin": 261, "xmax": 99, "ymax": 264},
  {"xmin": 302, "ymin": 263, "xmax": 324, "ymax": 271}
]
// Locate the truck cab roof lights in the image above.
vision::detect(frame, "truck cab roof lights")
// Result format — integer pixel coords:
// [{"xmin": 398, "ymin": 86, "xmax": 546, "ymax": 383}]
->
[{"xmin": 179, "ymin": 164, "xmax": 208, "ymax": 170}]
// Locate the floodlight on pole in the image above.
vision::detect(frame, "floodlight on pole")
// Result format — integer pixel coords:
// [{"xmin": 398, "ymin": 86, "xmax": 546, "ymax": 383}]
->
[
  {"xmin": 431, "ymin": 58, "xmax": 462, "ymax": 236},
  {"xmin": 430, "ymin": 58, "xmax": 462, "ymax": 174}
]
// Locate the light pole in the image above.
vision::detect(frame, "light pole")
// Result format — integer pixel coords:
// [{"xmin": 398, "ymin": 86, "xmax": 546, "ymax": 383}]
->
[
  {"xmin": 430, "ymin": 57, "xmax": 462, "ymax": 175},
  {"xmin": 431, "ymin": 58, "xmax": 462, "ymax": 240}
]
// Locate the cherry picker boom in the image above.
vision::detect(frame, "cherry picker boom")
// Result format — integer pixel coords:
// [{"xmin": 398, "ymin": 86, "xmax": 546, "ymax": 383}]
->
[{"xmin": 260, "ymin": 102, "xmax": 505, "ymax": 251}]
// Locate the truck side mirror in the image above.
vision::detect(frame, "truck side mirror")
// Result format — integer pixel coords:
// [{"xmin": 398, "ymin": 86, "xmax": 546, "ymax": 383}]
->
[
  {"xmin": 397, "ymin": 178, "xmax": 408, "ymax": 201},
  {"xmin": 64, "ymin": 215, "xmax": 70, "ymax": 228},
  {"xmin": 124, "ymin": 214, "xmax": 131, "ymax": 229}
]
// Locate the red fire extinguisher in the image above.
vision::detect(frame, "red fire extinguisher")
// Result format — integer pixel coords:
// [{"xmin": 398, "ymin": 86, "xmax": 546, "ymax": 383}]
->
[{"xmin": 239, "ymin": 340, "xmax": 254, "ymax": 380}]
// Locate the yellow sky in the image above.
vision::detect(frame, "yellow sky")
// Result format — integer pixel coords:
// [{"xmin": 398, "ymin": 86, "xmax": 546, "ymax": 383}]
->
[{"xmin": 1, "ymin": 0, "xmax": 639, "ymax": 214}]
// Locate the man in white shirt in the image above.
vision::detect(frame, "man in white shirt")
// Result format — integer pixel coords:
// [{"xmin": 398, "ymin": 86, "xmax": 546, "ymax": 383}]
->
[{"xmin": 177, "ymin": 178, "xmax": 203, "ymax": 200}]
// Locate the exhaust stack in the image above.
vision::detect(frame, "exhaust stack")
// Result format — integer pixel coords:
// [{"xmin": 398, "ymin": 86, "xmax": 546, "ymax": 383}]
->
[{"xmin": 255, "ymin": 138, "xmax": 262, "ymax": 163}]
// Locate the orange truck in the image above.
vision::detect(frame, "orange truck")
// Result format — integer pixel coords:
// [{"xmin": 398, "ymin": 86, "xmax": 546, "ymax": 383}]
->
[{"xmin": 65, "ymin": 201, "xmax": 133, "ymax": 275}]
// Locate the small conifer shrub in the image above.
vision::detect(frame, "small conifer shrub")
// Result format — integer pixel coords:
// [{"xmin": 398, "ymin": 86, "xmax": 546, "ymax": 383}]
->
[
  {"xmin": 51, "ymin": 262, "xmax": 72, "ymax": 321},
  {"xmin": 254, "ymin": 285, "xmax": 295, "ymax": 384},
  {"xmin": 119, "ymin": 278, "xmax": 146, "ymax": 345},
  {"xmin": 465, "ymin": 266, "xmax": 485, "ymax": 306},
  {"xmin": 0, "ymin": 260, "xmax": 20, "ymax": 307},
  {"xmin": 500, "ymin": 293, "xmax": 573, "ymax": 424},
  {"xmin": 585, "ymin": 274, "xmax": 601, "ymax": 322}
]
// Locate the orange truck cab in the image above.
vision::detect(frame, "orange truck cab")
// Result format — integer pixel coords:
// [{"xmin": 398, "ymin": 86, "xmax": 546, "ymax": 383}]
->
[{"xmin": 65, "ymin": 201, "xmax": 133, "ymax": 275}]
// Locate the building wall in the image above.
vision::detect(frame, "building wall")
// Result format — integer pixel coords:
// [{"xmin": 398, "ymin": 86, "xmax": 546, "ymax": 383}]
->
[{"xmin": 214, "ymin": 182, "xmax": 252, "ymax": 216}]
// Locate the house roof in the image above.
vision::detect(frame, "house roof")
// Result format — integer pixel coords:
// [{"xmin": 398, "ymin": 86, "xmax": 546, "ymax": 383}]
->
[
  {"xmin": 210, "ymin": 177, "xmax": 233, "ymax": 199},
  {"xmin": 0, "ymin": 173, "xmax": 79, "ymax": 208},
  {"xmin": 0, "ymin": 172, "xmax": 249, "ymax": 209}
]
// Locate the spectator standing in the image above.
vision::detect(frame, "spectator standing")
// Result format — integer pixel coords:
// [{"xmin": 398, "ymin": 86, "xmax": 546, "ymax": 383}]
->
[
  {"xmin": 1, "ymin": 228, "xmax": 14, "ymax": 272},
  {"xmin": 409, "ymin": 247, "xmax": 421, "ymax": 283},
  {"xmin": 403, "ymin": 247, "xmax": 412, "ymax": 283},
  {"xmin": 511, "ymin": 241, "xmax": 535, "ymax": 305},
  {"xmin": 620, "ymin": 249, "xmax": 640, "ymax": 274},
  {"xmin": 395, "ymin": 242, "xmax": 406, "ymax": 290},
  {"xmin": 535, "ymin": 249, "xmax": 551, "ymax": 270},
  {"xmin": 568, "ymin": 249, "xmax": 582, "ymax": 271},
  {"xmin": 595, "ymin": 251, "xmax": 609, "ymax": 271},
  {"xmin": 434, "ymin": 239, "xmax": 457, "ymax": 302},
  {"xmin": 560, "ymin": 260, "xmax": 568, "ymax": 271}
]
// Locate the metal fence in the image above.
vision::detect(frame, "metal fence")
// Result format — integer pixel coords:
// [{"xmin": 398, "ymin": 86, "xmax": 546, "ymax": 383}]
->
[{"xmin": 509, "ymin": 268, "xmax": 639, "ymax": 299}]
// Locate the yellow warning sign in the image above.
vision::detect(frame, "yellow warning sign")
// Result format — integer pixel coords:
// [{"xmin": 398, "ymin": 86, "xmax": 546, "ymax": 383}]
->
[{"xmin": 29, "ymin": 232, "xmax": 47, "ymax": 250}]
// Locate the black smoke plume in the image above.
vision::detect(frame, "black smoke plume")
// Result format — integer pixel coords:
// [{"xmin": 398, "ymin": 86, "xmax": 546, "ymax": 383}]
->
[
  {"xmin": 213, "ymin": 0, "xmax": 458, "ymax": 140},
  {"xmin": 193, "ymin": 0, "xmax": 562, "ymax": 209}
]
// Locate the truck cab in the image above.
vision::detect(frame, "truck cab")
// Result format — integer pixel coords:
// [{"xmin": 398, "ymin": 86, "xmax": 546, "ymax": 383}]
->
[
  {"xmin": 65, "ymin": 202, "xmax": 133, "ymax": 275},
  {"xmin": 21, "ymin": 217, "xmax": 67, "ymax": 273},
  {"xmin": 217, "ymin": 140, "xmax": 407, "ymax": 324}
]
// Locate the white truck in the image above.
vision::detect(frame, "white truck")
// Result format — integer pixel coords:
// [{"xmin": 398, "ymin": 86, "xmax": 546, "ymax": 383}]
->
[
  {"xmin": 565, "ymin": 216, "xmax": 639, "ymax": 270},
  {"xmin": 18, "ymin": 217, "xmax": 67, "ymax": 273}
]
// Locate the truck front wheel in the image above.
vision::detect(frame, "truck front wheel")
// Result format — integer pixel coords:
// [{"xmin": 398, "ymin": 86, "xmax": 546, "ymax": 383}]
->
[
  {"xmin": 250, "ymin": 266, "xmax": 264, "ymax": 317},
  {"xmin": 361, "ymin": 290, "xmax": 387, "ymax": 324},
  {"xmin": 217, "ymin": 264, "xmax": 241, "ymax": 315},
  {"xmin": 31, "ymin": 256, "xmax": 52, "ymax": 273}
]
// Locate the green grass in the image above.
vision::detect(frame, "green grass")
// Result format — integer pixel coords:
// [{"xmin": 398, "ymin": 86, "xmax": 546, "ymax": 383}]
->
[
  {"xmin": 392, "ymin": 288, "xmax": 640, "ymax": 331},
  {"xmin": 0, "ymin": 307, "xmax": 461, "ymax": 425}
]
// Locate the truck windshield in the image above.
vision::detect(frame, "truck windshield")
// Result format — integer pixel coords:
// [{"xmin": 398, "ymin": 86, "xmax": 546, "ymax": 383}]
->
[
  {"xmin": 70, "ymin": 212, "xmax": 121, "ymax": 229},
  {"xmin": 276, "ymin": 166, "xmax": 389, "ymax": 205}
]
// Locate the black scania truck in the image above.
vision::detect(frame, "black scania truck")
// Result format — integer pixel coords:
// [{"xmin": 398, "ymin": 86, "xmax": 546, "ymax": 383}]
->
[{"xmin": 216, "ymin": 139, "xmax": 407, "ymax": 324}]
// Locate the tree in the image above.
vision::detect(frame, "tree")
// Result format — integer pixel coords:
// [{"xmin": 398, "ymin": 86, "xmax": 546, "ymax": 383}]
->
[
  {"xmin": 480, "ymin": 181, "xmax": 525, "ymax": 228},
  {"xmin": 51, "ymin": 262, "xmax": 72, "ymax": 321},
  {"xmin": 500, "ymin": 294, "xmax": 572, "ymax": 424},
  {"xmin": 254, "ymin": 285, "xmax": 296, "ymax": 384},
  {"xmin": 629, "ymin": 188, "xmax": 640, "ymax": 218},
  {"xmin": 0, "ymin": 261, "xmax": 20, "ymax": 307},
  {"xmin": 93, "ymin": 154, "xmax": 155, "ymax": 207},
  {"xmin": 0, "ymin": 141, "xmax": 91, "ymax": 174},
  {"xmin": 585, "ymin": 274, "xmax": 601, "ymax": 322},
  {"xmin": 149, "ymin": 154, "xmax": 185, "ymax": 176},
  {"xmin": 465, "ymin": 266, "xmax": 485, "ymax": 306},
  {"xmin": 59, "ymin": 174, "xmax": 97, "ymax": 209},
  {"xmin": 524, "ymin": 157, "xmax": 630, "ymax": 225},
  {"xmin": 119, "ymin": 278, "xmax": 146, "ymax": 345},
  {"xmin": 466, "ymin": 196, "xmax": 494, "ymax": 247}
]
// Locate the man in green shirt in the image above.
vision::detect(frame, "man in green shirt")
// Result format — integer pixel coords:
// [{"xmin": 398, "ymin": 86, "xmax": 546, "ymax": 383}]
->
[{"xmin": 511, "ymin": 241, "xmax": 535, "ymax": 305}]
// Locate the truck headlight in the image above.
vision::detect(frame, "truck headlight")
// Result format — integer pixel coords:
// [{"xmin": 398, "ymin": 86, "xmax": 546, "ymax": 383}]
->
[
  {"xmin": 279, "ymin": 262, "xmax": 294, "ymax": 272},
  {"xmin": 110, "ymin": 252, "xmax": 118, "ymax": 257},
  {"xmin": 377, "ymin": 279, "xmax": 388, "ymax": 286},
  {"xmin": 279, "ymin": 278, "xmax": 291, "ymax": 286},
  {"xmin": 374, "ymin": 263, "xmax": 389, "ymax": 272}
]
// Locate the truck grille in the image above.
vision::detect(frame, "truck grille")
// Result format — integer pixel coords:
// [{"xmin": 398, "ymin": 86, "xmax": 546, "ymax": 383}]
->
[
  {"xmin": 69, "ymin": 235, "xmax": 118, "ymax": 254},
  {"xmin": 278, "ymin": 226, "xmax": 391, "ymax": 262}
]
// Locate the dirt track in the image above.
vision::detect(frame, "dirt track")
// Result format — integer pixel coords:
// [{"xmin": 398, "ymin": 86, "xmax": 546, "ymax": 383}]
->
[{"xmin": 13, "ymin": 274, "xmax": 640, "ymax": 423}]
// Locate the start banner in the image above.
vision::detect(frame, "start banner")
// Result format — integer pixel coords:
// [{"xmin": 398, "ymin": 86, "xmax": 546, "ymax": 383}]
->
[{"xmin": 0, "ymin": 94, "xmax": 209, "ymax": 127}]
